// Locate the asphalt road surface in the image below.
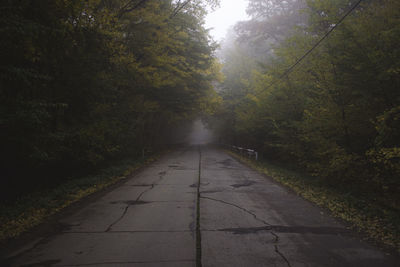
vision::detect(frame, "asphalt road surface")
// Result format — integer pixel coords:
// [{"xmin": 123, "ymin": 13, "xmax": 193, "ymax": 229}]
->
[{"xmin": 2, "ymin": 146, "xmax": 398, "ymax": 266}]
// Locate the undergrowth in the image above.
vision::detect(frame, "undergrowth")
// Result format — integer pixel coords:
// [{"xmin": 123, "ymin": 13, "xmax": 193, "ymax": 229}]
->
[
  {"xmin": 227, "ymin": 150, "xmax": 400, "ymax": 253},
  {"xmin": 0, "ymin": 154, "xmax": 160, "ymax": 242}
]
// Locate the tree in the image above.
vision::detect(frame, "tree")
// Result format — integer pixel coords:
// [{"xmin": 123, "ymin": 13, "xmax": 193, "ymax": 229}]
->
[
  {"xmin": 0, "ymin": 0, "xmax": 221, "ymax": 199},
  {"xmin": 210, "ymin": 0, "xmax": 400, "ymax": 200}
]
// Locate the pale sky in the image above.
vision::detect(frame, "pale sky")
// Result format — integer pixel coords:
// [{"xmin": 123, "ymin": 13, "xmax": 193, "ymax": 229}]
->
[{"xmin": 205, "ymin": 0, "xmax": 249, "ymax": 41}]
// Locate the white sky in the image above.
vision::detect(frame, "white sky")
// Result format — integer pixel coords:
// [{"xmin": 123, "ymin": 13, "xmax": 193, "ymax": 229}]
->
[{"xmin": 205, "ymin": 0, "xmax": 250, "ymax": 41}]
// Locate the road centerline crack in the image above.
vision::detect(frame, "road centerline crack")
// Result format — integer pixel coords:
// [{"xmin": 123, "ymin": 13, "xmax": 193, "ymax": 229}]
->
[{"xmin": 196, "ymin": 146, "xmax": 202, "ymax": 267}]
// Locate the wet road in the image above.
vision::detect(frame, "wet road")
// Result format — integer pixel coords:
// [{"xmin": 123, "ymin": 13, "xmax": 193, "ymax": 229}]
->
[{"xmin": 2, "ymin": 146, "xmax": 398, "ymax": 266}]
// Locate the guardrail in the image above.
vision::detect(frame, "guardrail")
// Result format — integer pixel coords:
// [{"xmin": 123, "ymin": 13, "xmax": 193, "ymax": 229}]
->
[{"xmin": 231, "ymin": 145, "xmax": 258, "ymax": 161}]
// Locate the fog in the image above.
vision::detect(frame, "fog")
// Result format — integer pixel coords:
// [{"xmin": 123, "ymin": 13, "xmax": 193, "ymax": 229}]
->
[
  {"xmin": 187, "ymin": 119, "xmax": 215, "ymax": 145},
  {"xmin": 204, "ymin": 0, "xmax": 249, "ymax": 41}
]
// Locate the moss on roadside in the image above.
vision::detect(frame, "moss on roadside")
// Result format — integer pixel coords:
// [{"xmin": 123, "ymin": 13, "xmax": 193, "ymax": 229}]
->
[
  {"xmin": 227, "ymin": 150, "xmax": 400, "ymax": 252},
  {"xmin": 0, "ymin": 154, "xmax": 161, "ymax": 242}
]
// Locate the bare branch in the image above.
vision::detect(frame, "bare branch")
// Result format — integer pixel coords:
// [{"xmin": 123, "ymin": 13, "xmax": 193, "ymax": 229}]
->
[
  {"xmin": 118, "ymin": 0, "xmax": 148, "ymax": 18},
  {"xmin": 170, "ymin": 0, "xmax": 191, "ymax": 18}
]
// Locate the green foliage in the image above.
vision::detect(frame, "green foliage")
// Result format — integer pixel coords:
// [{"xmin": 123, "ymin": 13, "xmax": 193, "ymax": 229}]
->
[
  {"xmin": 0, "ymin": 0, "xmax": 220, "ymax": 199},
  {"xmin": 211, "ymin": 0, "xmax": 400, "ymax": 249}
]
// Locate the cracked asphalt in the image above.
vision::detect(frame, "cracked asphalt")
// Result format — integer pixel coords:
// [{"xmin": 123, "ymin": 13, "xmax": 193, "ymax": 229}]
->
[{"xmin": 2, "ymin": 146, "xmax": 399, "ymax": 266}]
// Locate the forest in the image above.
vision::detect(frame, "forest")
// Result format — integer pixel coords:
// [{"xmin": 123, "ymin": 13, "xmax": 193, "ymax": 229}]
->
[
  {"xmin": 0, "ymin": 0, "xmax": 399, "ymax": 248},
  {"xmin": 0, "ymin": 0, "xmax": 220, "ymax": 200},
  {"xmin": 209, "ymin": 0, "xmax": 400, "ymax": 216}
]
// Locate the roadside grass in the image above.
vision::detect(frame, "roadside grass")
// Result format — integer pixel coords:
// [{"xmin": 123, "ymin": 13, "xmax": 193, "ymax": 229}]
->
[
  {"xmin": 227, "ymin": 150, "xmax": 400, "ymax": 252},
  {"xmin": 0, "ymin": 153, "xmax": 161, "ymax": 243}
]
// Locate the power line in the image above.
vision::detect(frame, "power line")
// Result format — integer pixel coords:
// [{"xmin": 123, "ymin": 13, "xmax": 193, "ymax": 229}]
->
[{"xmin": 262, "ymin": 0, "xmax": 363, "ymax": 91}]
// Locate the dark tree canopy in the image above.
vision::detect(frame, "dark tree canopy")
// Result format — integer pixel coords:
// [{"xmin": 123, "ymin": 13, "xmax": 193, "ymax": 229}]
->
[{"xmin": 0, "ymin": 0, "xmax": 220, "ymax": 198}]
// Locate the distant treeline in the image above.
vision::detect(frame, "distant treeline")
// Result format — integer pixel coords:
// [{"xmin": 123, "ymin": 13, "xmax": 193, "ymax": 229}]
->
[
  {"xmin": 0, "ymin": 0, "xmax": 219, "ymax": 198},
  {"xmin": 210, "ymin": 0, "xmax": 399, "ymax": 207}
]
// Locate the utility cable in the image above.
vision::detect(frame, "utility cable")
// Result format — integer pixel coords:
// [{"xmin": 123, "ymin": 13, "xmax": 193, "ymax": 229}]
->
[{"xmin": 261, "ymin": 0, "xmax": 363, "ymax": 92}]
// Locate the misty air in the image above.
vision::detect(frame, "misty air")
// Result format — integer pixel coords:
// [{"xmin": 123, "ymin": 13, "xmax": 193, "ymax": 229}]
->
[{"xmin": 1, "ymin": 0, "xmax": 399, "ymax": 266}]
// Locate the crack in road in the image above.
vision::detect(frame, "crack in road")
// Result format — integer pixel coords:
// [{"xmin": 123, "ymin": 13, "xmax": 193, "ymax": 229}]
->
[
  {"xmin": 105, "ymin": 184, "xmax": 154, "ymax": 232},
  {"xmin": 275, "ymin": 244, "xmax": 292, "ymax": 267},
  {"xmin": 5, "ymin": 148, "xmax": 397, "ymax": 267},
  {"xmin": 200, "ymin": 196, "xmax": 291, "ymax": 267},
  {"xmin": 196, "ymin": 147, "xmax": 202, "ymax": 267},
  {"xmin": 4, "ymin": 180, "xmax": 167, "ymax": 265},
  {"xmin": 105, "ymin": 169, "xmax": 168, "ymax": 232},
  {"xmin": 204, "ymin": 225, "xmax": 351, "ymax": 235},
  {"xmin": 200, "ymin": 196, "xmax": 272, "ymax": 226}
]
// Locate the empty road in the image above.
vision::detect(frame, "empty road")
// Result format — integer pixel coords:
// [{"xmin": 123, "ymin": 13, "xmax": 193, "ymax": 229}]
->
[{"xmin": 2, "ymin": 146, "xmax": 398, "ymax": 266}]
